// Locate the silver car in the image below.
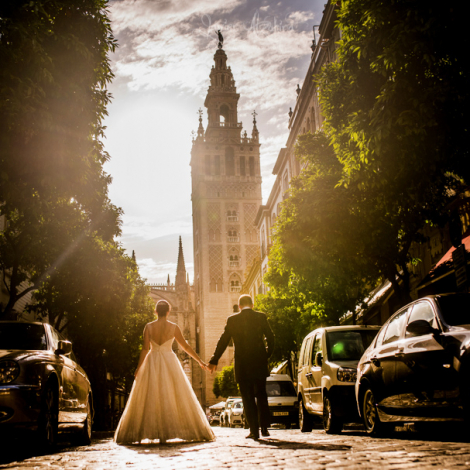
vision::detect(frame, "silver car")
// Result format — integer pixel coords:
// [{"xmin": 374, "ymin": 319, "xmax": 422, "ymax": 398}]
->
[{"xmin": 298, "ymin": 325, "xmax": 380, "ymax": 434}]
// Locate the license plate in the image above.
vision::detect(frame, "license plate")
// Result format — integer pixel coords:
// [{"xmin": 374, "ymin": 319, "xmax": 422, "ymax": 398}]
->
[{"xmin": 273, "ymin": 411, "xmax": 289, "ymax": 416}]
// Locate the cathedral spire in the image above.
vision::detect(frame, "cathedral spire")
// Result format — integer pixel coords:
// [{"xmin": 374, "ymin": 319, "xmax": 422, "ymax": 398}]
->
[
  {"xmin": 251, "ymin": 110, "xmax": 259, "ymax": 143},
  {"xmin": 175, "ymin": 236, "xmax": 186, "ymax": 287}
]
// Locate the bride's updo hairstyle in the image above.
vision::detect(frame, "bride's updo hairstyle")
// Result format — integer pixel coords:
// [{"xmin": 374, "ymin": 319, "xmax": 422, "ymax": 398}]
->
[{"xmin": 156, "ymin": 300, "xmax": 170, "ymax": 318}]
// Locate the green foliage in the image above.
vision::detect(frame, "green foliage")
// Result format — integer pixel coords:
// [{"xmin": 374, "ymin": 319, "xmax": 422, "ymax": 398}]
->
[
  {"xmin": 266, "ymin": 0, "xmax": 469, "ymax": 331},
  {"xmin": 0, "ymin": 0, "xmax": 119, "ymax": 317},
  {"xmin": 317, "ymin": 0, "xmax": 469, "ymax": 303},
  {"xmin": 212, "ymin": 364, "xmax": 239, "ymax": 398},
  {"xmin": 255, "ymin": 291, "xmax": 324, "ymax": 370},
  {"xmin": 266, "ymin": 132, "xmax": 376, "ymax": 323}
]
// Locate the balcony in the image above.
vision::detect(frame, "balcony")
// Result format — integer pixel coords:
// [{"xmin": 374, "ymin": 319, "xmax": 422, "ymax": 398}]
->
[
  {"xmin": 227, "ymin": 216, "xmax": 238, "ymax": 222},
  {"xmin": 228, "ymin": 237, "xmax": 239, "ymax": 243},
  {"xmin": 230, "ymin": 286, "xmax": 241, "ymax": 293},
  {"xmin": 211, "ymin": 121, "xmax": 243, "ymax": 128},
  {"xmin": 229, "ymin": 261, "xmax": 239, "ymax": 267}
]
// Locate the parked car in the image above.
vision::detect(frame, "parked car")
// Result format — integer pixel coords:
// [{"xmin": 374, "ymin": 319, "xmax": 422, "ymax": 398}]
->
[
  {"xmin": 356, "ymin": 293, "xmax": 470, "ymax": 435},
  {"xmin": 227, "ymin": 399, "xmax": 244, "ymax": 427},
  {"xmin": 208, "ymin": 413, "xmax": 220, "ymax": 426},
  {"xmin": 266, "ymin": 374, "xmax": 299, "ymax": 429},
  {"xmin": 298, "ymin": 325, "xmax": 380, "ymax": 433},
  {"xmin": 0, "ymin": 321, "xmax": 93, "ymax": 447},
  {"xmin": 219, "ymin": 397, "xmax": 240, "ymax": 427}
]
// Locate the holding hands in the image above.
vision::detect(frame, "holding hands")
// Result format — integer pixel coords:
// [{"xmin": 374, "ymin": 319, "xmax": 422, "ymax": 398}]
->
[{"xmin": 197, "ymin": 360, "xmax": 217, "ymax": 373}]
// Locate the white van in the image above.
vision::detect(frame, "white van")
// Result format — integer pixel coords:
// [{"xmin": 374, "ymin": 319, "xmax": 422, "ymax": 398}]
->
[
  {"xmin": 266, "ymin": 374, "xmax": 299, "ymax": 429},
  {"xmin": 298, "ymin": 325, "xmax": 380, "ymax": 434}
]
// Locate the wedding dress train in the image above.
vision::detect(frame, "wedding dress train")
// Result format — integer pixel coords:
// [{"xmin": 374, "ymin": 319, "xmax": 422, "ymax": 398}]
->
[{"xmin": 114, "ymin": 327, "xmax": 215, "ymax": 444}]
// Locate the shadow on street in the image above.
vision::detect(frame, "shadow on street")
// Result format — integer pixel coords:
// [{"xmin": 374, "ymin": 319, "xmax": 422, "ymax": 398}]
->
[{"xmin": 254, "ymin": 438, "xmax": 351, "ymax": 451}]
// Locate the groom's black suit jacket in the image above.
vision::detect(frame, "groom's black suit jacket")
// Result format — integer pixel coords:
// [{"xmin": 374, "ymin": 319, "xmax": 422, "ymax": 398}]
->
[{"xmin": 209, "ymin": 308, "xmax": 275, "ymax": 382}]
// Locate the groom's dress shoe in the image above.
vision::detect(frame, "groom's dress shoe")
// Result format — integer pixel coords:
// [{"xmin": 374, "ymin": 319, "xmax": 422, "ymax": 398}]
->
[
  {"xmin": 261, "ymin": 428, "xmax": 270, "ymax": 437},
  {"xmin": 246, "ymin": 432, "xmax": 259, "ymax": 440}
]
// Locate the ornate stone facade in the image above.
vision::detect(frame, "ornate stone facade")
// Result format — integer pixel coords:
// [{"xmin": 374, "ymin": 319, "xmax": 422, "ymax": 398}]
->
[{"xmin": 190, "ymin": 48, "xmax": 262, "ymax": 408}]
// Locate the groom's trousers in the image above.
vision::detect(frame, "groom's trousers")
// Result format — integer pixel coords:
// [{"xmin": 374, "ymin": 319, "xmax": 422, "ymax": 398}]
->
[{"xmin": 238, "ymin": 377, "xmax": 270, "ymax": 433}]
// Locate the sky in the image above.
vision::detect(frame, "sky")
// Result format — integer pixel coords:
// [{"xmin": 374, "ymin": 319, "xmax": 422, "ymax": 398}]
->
[{"xmin": 103, "ymin": 0, "xmax": 325, "ymax": 285}]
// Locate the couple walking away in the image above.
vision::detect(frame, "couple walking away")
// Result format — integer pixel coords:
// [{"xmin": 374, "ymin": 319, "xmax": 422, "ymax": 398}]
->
[{"xmin": 114, "ymin": 295, "xmax": 275, "ymax": 444}]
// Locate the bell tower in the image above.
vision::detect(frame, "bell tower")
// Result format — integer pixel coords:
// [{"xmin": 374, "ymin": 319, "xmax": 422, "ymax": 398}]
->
[{"xmin": 190, "ymin": 47, "xmax": 262, "ymax": 407}]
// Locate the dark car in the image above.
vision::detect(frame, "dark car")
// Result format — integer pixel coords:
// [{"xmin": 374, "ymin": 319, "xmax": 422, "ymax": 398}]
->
[
  {"xmin": 0, "ymin": 321, "xmax": 93, "ymax": 446},
  {"xmin": 356, "ymin": 294, "xmax": 470, "ymax": 435}
]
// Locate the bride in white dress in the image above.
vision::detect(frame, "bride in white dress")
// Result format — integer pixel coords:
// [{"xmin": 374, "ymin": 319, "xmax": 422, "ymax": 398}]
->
[{"xmin": 114, "ymin": 300, "xmax": 215, "ymax": 444}]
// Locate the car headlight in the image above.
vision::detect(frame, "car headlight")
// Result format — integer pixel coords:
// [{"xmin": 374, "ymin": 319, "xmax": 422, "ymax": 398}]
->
[
  {"xmin": 0, "ymin": 360, "xmax": 20, "ymax": 384},
  {"xmin": 337, "ymin": 367, "xmax": 357, "ymax": 383}
]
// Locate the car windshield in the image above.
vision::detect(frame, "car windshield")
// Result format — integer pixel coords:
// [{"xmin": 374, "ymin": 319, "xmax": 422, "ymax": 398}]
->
[
  {"xmin": 266, "ymin": 380, "xmax": 296, "ymax": 397},
  {"xmin": 326, "ymin": 330, "xmax": 378, "ymax": 361},
  {"xmin": 233, "ymin": 402, "xmax": 243, "ymax": 409},
  {"xmin": 436, "ymin": 294, "xmax": 470, "ymax": 326},
  {"xmin": 0, "ymin": 323, "xmax": 48, "ymax": 350}
]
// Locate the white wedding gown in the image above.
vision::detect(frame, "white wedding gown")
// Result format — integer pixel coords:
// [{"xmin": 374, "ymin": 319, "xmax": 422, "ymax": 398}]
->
[{"xmin": 114, "ymin": 325, "xmax": 215, "ymax": 444}]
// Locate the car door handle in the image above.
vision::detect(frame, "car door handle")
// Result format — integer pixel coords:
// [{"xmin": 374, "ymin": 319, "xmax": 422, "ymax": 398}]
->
[
  {"xmin": 305, "ymin": 372, "xmax": 312, "ymax": 378},
  {"xmin": 371, "ymin": 356, "xmax": 380, "ymax": 366},
  {"xmin": 394, "ymin": 348, "xmax": 405, "ymax": 358}
]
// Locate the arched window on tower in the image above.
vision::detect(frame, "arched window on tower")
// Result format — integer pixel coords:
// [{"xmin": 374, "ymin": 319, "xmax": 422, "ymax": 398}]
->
[
  {"xmin": 228, "ymin": 229, "xmax": 239, "ymax": 242},
  {"xmin": 220, "ymin": 104, "xmax": 230, "ymax": 126},
  {"xmin": 204, "ymin": 155, "xmax": 211, "ymax": 175},
  {"xmin": 225, "ymin": 147, "xmax": 235, "ymax": 176},
  {"xmin": 229, "ymin": 273, "xmax": 242, "ymax": 292},
  {"xmin": 240, "ymin": 156, "xmax": 246, "ymax": 176},
  {"xmin": 249, "ymin": 157, "xmax": 255, "ymax": 176}
]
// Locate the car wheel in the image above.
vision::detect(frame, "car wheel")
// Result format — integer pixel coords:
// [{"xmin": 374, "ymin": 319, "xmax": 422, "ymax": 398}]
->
[
  {"xmin": 322, "ymin": 394, "xmax": 343, "ymax": 434},
  {"xmin": 362, "ymin": 387, "xmax": 389, "ymax": 436},
  {"xmin": 299, "ymin": 397, "xmax": 313, "ymax": 433},
  {"xmin": 37, "ymin": 383, "xmax": 58, "ymax": 448},
  {"xmin": 75, "ymin": 397, "xmax": 92, "ymax": 445}
]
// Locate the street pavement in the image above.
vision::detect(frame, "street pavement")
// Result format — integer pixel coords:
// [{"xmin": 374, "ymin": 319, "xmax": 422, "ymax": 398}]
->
[{"xmin": 1, "ymin": 425, "xmax": 470, "ymax": 469}]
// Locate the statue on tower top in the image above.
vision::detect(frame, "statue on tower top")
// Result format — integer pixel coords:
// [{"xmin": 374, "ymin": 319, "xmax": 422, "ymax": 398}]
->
[{"xmin": 216, "ymin": 29, "xmax": 224, "ymax": 49}]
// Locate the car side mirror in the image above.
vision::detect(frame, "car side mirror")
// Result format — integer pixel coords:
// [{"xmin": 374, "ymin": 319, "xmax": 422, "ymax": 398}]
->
[
  {"xmin": 55, "ymin": 340, "xmax": 72, "ymax": 356},
  {"xmin": 406, "ymin": 320, "xmax": 439, "ymax": 337},
  {"xmin": 315, "ymin": 351, "xmax": 323, "ymax": 367}
]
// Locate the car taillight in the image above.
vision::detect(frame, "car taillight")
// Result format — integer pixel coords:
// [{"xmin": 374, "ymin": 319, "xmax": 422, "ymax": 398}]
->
[
  {"xmin": 337, "ymin": 367, "xmax": 357, "ymax": 383},
  {"xmin": 0, "ymin": 360, "xmax": 20, "ymax": 384}
]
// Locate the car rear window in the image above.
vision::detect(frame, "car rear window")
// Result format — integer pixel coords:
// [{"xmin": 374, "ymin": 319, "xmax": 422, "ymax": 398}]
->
[
  {"xmin": 436, "ymin": 294, "xmax": 470, "ymax": 326},
  {"xmin": 0, "ymin": 323, "xmax": 48, "ymax": 350},
  {"xmin": 326, "ymin": 330, "xmax": 378, "ymax": 361},
  {"xmin": 266, "ymin": 380, "xmax": 296, "ymax": 397}
]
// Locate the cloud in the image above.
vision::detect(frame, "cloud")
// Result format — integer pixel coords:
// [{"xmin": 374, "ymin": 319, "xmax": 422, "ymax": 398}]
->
[{"xmin": 109, "ymin": 1, "xmax": 314, "ymax": 114}]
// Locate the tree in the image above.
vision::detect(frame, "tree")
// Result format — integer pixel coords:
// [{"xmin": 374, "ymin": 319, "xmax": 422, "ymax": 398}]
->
[
  {"xmin": 0, "ymin": 0, "xmax": 118, "ymax": 318},
  {"xmin": 317, "ymin": 0, "xmax": 469, "ymax": 304},
  {"xmin": 266, "ymin": 1, "xmax": 470, "ymax": 328},
  {"xmin": 212, "ymin": 365, "xmax": 239, "ymax": 398},
  {"xmin": 266, "ymin": 132, "xmax": 377, "ymax": 324},
  {"xmin": 255, "ymin": 290, "xmax": 324, "ymax": 376}
]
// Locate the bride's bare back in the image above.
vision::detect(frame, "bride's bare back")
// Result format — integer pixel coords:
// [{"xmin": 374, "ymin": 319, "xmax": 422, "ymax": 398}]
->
[{"xmin": 146, "ymin": 320, "xmax": 176, "ymax": 346}]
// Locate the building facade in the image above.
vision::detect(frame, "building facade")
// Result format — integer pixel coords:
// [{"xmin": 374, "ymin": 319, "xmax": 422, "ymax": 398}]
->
[
  {"xmin": 243, "ymin": 1, "xmax": 340, "ymax": 297},
  {"xmin": 190, "ymin": 47, "xmax": 262, "ymax": 407}
]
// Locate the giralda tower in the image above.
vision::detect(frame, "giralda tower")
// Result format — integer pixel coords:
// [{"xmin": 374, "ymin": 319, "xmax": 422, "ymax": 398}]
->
[{"xmin": 190, "ymin": 46, "xmax": 262, "ymax": 407}]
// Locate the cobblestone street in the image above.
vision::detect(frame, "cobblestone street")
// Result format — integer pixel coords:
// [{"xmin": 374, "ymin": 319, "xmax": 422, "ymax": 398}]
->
[{"xmin": 2, "ymin": 426, "xmax": 470, "ymax": 469}]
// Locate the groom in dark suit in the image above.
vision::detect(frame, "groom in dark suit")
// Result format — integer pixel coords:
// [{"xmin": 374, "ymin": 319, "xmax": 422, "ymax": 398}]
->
[{"xmin": 208, "ymin": 294, "xmax": 275, "ymax": 439}]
